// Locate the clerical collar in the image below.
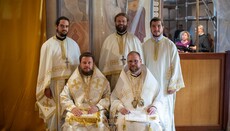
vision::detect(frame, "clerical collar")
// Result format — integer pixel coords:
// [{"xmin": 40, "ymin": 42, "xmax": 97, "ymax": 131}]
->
[
  {"xmin": 117, "ymin": 31, "xmax": 127, "ymax": 36},
  {"xmin": 151, "ymin": 34, "xmax": 163, "ymax": 42},
  {"xmin": 56, "ymin": 35, "xmax": 66, "ymax": 41}
]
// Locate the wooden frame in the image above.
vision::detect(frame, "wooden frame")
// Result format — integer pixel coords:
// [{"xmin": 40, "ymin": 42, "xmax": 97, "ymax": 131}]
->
[{"xmin": 175, "ymin": 53, "xmax": 228, "ymax": 131}]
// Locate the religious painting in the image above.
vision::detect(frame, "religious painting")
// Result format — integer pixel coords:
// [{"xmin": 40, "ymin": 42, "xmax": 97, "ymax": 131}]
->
[
  {"xmin": 58, "ymin": 0, "xmax": 90, "ymax": 53},
  {"xmin": 92, "ymin": 0, "xmax": 158, "ymax": 63},
  {"xmin": 57, "ymin": 0, "xmax": 161, "ymax": 63},
  {"xmin": 102, "ymin": 0, "xmax": 147, "ymax": 43}
]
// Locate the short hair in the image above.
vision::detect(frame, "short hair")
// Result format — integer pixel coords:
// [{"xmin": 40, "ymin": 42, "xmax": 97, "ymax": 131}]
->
[
  {"xmin": 55, "ymin": 16, "xmax": 70, "ymax": 26},
  {"xmin": 150, "ymin": 17, "xmax": 164, "ymax": 27},
  {"xmin": 79, "ymin": 52, "xmax": 95, "ymax": 63},
  {"xmin": 114, "ymin": 12, "xmax": 129, "ymax": 22},
  {"xmin": 198, "ymin": 25, "xmax": 204, "ymax": 30},
  {"xmin": 179, "ymin": 31, "xmax": 191, "ymax": 41},
  {"xmin": 127, "ymin": 51, "xmax": 141, "ymax": 59}
]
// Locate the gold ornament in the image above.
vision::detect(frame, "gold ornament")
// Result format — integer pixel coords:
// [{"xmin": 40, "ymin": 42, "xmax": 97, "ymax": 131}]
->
[
  {"xmin": 132, "ymin": 98, "xmax": 138, "ymax": 108},
  {"xmin": 138, "ymin": 98, "xmax": 144, "ymax": 107}
]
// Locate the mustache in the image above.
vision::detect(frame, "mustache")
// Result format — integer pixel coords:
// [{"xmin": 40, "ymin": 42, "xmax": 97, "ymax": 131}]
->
[{"xmin": 78, "ymin": 66, "xmax": 94, "ymax": 76}]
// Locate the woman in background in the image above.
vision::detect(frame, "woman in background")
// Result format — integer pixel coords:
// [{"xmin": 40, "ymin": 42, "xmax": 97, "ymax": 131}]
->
[{"xmin": 176, "ymin": 31, "xmax": 196, "ymax": 52}]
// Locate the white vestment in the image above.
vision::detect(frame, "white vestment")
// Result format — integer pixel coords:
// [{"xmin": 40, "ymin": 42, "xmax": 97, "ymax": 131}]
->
[
  {"xmin": 143, "ymin": 35, "xmax": 185, "ymax": 131},
  {"xmin": 60, "ymin": 66, "xmax": 111, "ymax": 131},
  {"xmin": 110, "ymin": 65, "xmax": 162, "ymax": 131},
  {"xmin": 36, "ymin": 36, "xmax": 81, "ymax": 131},
  {"xmin": 99, "ymin": 32, "xmax": 144, "ymax": 91}
]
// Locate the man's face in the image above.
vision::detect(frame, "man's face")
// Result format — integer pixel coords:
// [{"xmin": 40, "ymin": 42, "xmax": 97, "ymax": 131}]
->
[
  {"xmin": 56, "ymin": 19, "xmax": 69, "ymax": 37},
  {"xmin": 115, "ymin": 16, "xmax": 128, "ymax": 33},
  {"xmin": 80, "ymin": 57, "xmax": 94, "ymax": 76},
  {"xmin": 178, "ymin": 25, "xmax": 183, "ymax": 30},
  {"xmin": 198, "ymin": 26, "xmax": 203, "ymax": 35},
  {"xmin": 150, "ymin": 21, "xmax": 164, "ymax": 37},
  {"xmin": 127, "ymin": 53, "xmax": 142, "ymax": 74}
]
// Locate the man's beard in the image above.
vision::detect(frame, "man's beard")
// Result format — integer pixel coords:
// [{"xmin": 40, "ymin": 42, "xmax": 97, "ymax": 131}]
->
[
  {"xmin": 59, "ymin": 33, "xmax": 67, "ymax": 37},
  {"xmin": 79, "ymin": 66, "xmax": 94, "ymax": 76},
  {"xmin": 129, "ymin": 66, "xmax": 140, "ymax": 74},
  {"xmin": 152, "ymin": 32, "xmax": 162, "ymax": 37},
  {"xmin": 116, "ymin": 25, "xmax": 127, "ymax": 34},
  {"xmin": 129, "ymin": 67, "xmax": 142, "ymax": 77},
  {"xmin": 57, "ymin": 30, "xmax": 68, "ymax": 37}
]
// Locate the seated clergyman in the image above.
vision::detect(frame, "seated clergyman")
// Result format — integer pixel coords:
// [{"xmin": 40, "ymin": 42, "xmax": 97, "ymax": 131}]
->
[
  {"xmin": 60, "ymin": 52, "xmax": 111, "ymax": 131},
  {"xmin": 110, "ymin": 51, "xmax": 163, "ymax": 131}
]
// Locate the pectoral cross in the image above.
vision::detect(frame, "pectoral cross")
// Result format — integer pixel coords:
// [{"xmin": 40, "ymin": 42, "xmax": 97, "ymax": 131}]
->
[
  {"xmin": 65, "ymin": 58, "xmax": 69, "ymax": 68},
  {"xmin": 120, "ymin": 55, "xmax": 126, "ymax": 65}
]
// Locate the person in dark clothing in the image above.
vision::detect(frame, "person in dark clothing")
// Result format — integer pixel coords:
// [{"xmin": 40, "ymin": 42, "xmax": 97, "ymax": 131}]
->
[
  {"xmin": 207, "ymin": 33, "xmax": 214, "ymax": 52},
  {"xmin": 198, "ymin": 25, "xmax": 211, "ymax": 52},
  {"xmin": 174, "ymin": 24, "xmax": 184, "ymax": 42}
]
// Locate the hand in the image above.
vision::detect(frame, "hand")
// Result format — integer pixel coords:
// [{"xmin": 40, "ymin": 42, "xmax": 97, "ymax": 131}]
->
[
  {"xmin": 190, "ymin": 46, "xmax": 196, "ymax": 50},
  {"xmin": 119, "ymin": 108, "xmax": 130, "ymax": 115},
  {"xmin": 44, "ymin": 88, "xmax": 53, "ymax": 98},
  {"xmin": 147, "ymin": 106, "xmax": 157, "ymax": 115},
  {"xmin": 88, "ymin": 106, "xmax": 99, "ymax": 114},
  {"xmin": 71, "ymin": 107, "xmax": 83, "ymax": 116},
  {"xmin": 167, "ymin": 89, "xmax": 176, "ymax": 94}
]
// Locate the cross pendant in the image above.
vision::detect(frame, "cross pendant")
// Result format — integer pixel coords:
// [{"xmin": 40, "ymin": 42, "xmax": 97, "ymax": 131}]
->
[
  {"xmin": 120, "ymin": 55, "xmax": 126, "ymax": 65},
  {"xmin": 65, "ymin": 58, "xmax": 69, "ymax": 68}
]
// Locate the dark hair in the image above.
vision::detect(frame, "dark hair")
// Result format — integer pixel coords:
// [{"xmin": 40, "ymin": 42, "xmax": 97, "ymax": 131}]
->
[
  {"xmin": 55, "ymin": 16, "xmax": 70, "ymax": 26},
  {"xmin": 128, "ymin": 51, "xmax": 141, "ymax": 58},
  {"xmin": 150, "ymin": 17, "xmax": 164, "ymax": 27},
  {"xmin": 79, "ymin": 52, "xmax": 95, "ymax": 63},
  {"xmin": 114, "ymin": 12, "xmax": 129, "ymax": 22}
]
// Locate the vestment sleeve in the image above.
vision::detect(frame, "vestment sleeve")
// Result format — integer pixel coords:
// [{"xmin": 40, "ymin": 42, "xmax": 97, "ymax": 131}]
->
[
  {"xmin": 167, "ymin": 44, "xmax": 185, "ymax": 91},
  {"xmin": 60, "ymin": 85, "xmax": 76, "ymax": 112},
  {"xmin": 110, "ymin": 87, "xmax": 125, "ymax": 118},
  {"xmin": 36, "ymin": 43, "xmax": 53, "ymax": 100},
  {"xmin": 96, "ymin": 79, "xmax": 111, "ymax": 111}
]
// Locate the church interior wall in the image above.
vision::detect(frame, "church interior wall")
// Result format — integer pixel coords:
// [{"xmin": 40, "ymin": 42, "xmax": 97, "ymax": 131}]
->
[{"xmin": 0, "ymin": 0, "xmax": 229, "ymax": 130}]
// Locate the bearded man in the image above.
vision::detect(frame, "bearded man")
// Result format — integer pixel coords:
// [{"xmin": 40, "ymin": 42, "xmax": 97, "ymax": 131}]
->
[
  {"xmin": 60, "ymin": 52, "xmax": 111, "ymax": 131},
  {"xmin": 99, "ymin": 12, "xmax": 144, "ymax": 92},
  {"xmin": 143, "ymin": 17, "xmax": 185, "ymax": 131},
  {"xmin": 36, "ymin": 16, "xmax": 81, "ymax": 131},
  {"xmin": 110, "ymin": 51, "xmax": 162, "ymax": 131}
]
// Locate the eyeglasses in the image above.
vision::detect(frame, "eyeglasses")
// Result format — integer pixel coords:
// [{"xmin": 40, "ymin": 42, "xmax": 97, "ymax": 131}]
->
[{"xmin": 128, "ymin": 60, "xmax": 139, "ymax": 64}]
